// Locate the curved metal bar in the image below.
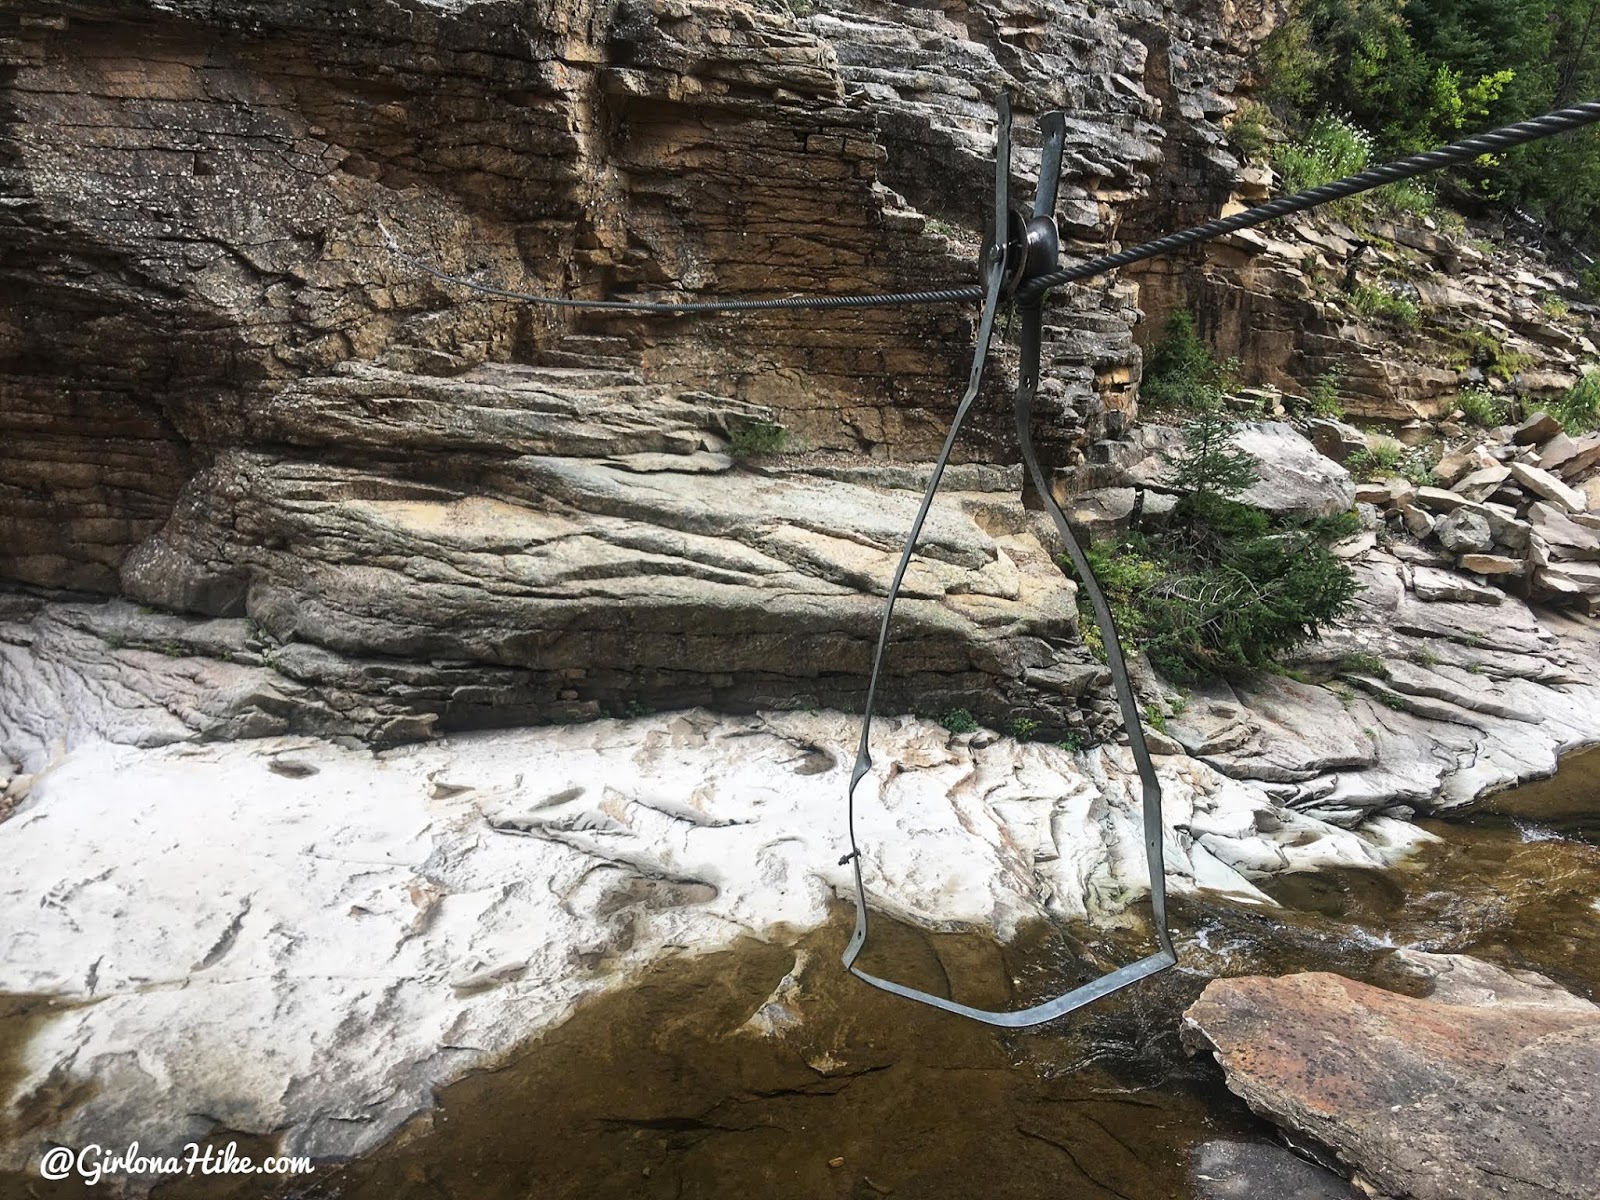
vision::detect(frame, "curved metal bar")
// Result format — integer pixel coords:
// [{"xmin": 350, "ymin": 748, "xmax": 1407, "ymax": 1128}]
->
[
  {"xmin": 840, "ymin": 99, "xmax": 1175, "ymax": 1027},
  {"xmin": 839, "ymin": 95, "xmax": 1013, "ymax": 1010},
  {"xmin": 1012, "ymin": 297, "xmax": 1176, "ymax": 980}
]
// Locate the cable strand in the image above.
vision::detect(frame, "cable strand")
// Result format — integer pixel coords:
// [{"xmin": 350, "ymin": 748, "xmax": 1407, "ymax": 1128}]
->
[
  {"xmin": 378, "ymin": 221, "xmax": 984, "ymax": 313},
  {"xmin": 1018, "ymin": 100, "xmax": 1600, "ymax": 300}
]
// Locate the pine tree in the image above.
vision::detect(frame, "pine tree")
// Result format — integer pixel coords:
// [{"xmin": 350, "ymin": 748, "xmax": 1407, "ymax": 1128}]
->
[{"xmin": 1161, "ymin": 403, "xmax": 1259, "ymax": 506}]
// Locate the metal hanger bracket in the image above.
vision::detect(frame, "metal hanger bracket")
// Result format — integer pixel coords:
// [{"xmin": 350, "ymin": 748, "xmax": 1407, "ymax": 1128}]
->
[{"xmin": 840, "ymin": 94, "xmax": 1176, "ymax": 1027}]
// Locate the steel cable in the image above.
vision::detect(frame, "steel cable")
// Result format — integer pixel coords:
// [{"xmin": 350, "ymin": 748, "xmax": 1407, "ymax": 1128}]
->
[
  {"xmin": 1018, "ymin": 100, "xmax": 1600, "ymax": 301},
  {"xmin": 378, "ymin": 221, "xmax": 985, "ymax": 313}
]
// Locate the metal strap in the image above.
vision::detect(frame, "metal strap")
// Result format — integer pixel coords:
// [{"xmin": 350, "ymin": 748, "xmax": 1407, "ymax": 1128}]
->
[{"xmin": 839, "ymin": 98, "xmax": 1175, "ymax": 1027}]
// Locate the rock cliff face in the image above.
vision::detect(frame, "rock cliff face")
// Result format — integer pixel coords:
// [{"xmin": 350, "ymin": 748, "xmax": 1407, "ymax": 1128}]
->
[
  {"xmin": 5, "ymin": 0, "xmax": 1599, "ymax": 763},
  {"xmin": 2, "ymin": 0, "xmax": 1223, "ymax": 733},
  {"xmin": 5, "ymin": 4, "xmax": 1600, "ymax": 1181},
  {"xmin": 1123, "ymin": 23, "xmax": 1600, "ymax": 422}
]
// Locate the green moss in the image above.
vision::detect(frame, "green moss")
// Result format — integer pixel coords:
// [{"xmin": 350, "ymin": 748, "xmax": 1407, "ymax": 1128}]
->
[
  {"xmin": 1337, "ymin": 651, "xmax": 1389, "ymax": 677},
  {"xmin": 728, "ymin": 419, "xmax": 790, "ymax": 459},
  {"xmin": 939, "ymin": 709, "xmax": 978, "ymax": 735}
]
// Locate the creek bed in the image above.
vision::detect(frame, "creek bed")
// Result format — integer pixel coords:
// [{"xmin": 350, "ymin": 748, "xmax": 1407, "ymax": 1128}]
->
[{"xmin": 6, "ymin": 749, "xmax": 1598, "ymax": 1199}]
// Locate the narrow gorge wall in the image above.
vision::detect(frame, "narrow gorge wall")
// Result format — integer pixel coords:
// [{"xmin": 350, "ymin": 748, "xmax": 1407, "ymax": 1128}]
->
[{"xmin": 4, "ymin": 0, "xmax": 1252, "ymax": 742}]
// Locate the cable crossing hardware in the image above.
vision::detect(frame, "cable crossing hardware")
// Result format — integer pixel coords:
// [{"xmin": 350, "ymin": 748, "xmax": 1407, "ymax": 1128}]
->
[{"xmin": 383, "ymin": 96, "xmax": 1600, "ymax": 1027}]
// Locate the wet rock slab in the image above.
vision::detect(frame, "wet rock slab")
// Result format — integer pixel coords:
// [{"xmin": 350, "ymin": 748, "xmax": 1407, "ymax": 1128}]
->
[
  {"xmin": 1183, "ymin": 953, "xmax": 1600, "ymax": 1200},
  {"xmin": 1190, "ymin": 1140, "xmax": 1358, "ymax": 1200}
]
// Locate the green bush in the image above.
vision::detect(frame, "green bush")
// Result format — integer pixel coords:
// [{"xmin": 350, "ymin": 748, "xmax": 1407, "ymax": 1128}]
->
[
  {"xmin": 1141, "ymin": 311, "xmax": 1238, "ymax": 409},
  {"xmin": 1161, "ymin": 401, "xmax": 1261, "ymax": 502},
  {"xmin": 1258, "ymin": 16, "xmax": 1323, "ymax": 115},
  {"xmin": 1257, "ymin": 1, "xmax": 1600, "ymax": 246},
  {"xmin": 1309, "ymin": 366, "xmax": 1346, "ymax": 418},
  {"xmin": 1065, "ymin": 411, "xmax": 1360, "ymax": 682},
  {"xmin": 1456, "ymin": 384, "xmax": 1506, "ymax": 428},
  {"xmin": 1274, "ymin": 112, "xmax": 1374, "ymax": 192},
  {"xmin": 1540, "ymin": 293, "xmax": 1571, "ymax": 318},
  {"xmin": 1345, "ymin": 435, "xmax": 1404, "ymax": 480},
  {"xmin": 728, "ymin": 419, "xmax": 790, "ymax": 459},
  {"xmin": 1372, "ymin": 178, "xmax": 1438, "ymax": 218},
  {"xmin": 1337, "ymin": 651, "xmax": 1388, "ymax": 677},
  {"xmin": 1550, "ymin": 369, "xmax": 1600, "ymax": 435},
  {"xmin": 939, "ymin": 708, "xmax": 978, "ymax": 734},
  {"xmin": 1229, "ymin": 100, "xmax": 1273, "ymax": 163},
  {"xmin": 1583, "ymin": 263, "xmax": 1600, "ymax": 303},
  {"xmin": 1273, "ymin": 113, "xmax": 1376, "ymax": 219},
  {"xmin": 1350, "ymin": 283, "xmax": 1421, "ymax": 328},
  {"xmin": 1009, "ymin": 716, "xmax": 1040, "ymax": 743}
]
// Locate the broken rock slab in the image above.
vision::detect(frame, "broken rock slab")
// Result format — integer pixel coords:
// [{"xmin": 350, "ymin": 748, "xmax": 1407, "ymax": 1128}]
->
[
  {"xmin": 1408, "ymin": 565, "xmax": 1504, "ymax": 605},
  {"xmin": 1183, "ymin": 952, "xmax": 1600, "ymax": 1200},
  {"xmin": 1115, "ymin": 423, "xmax": 1354, "ymax": 519},
  {"xmin": 1231, "ymin": 422, "xmax": 1357, "ymax": 518},
  {"xmin": 1509, "ymin": 461, "xmax": 1589, "ymax": 514}
]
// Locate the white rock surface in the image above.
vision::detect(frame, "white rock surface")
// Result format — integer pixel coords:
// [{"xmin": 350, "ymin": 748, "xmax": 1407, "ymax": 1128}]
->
[
  {"xmin": 1175, "ymin": 554, "xmax": 1600, "ymax": 818},
  {"xmin": 0, "ymin": 712, "xmax": 1426, "ymax": 1173}
]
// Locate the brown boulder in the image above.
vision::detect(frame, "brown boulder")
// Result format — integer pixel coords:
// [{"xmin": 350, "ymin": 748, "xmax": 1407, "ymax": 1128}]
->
[
  {"xmin": 1183, "ymin": 954, "xmax": 1600, "ymax": 1200},
  {"xmin": 1511, "ymin": 410, "xmax": 1563, "ymax": 445}
]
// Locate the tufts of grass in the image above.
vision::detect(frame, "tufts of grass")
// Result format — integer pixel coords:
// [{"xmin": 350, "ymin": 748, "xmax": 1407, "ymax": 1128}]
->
[
  {"xmin": 1336, "ymin": 651, "xmax": 1388, "ymax": 677},
  {"xmin": 1548, "ymin": 369, "xmax": 1600, "ymax": 435},
  {"xmin": 1456, "ymin": 385, "xmax": 1506, "ymax": 429},
  {"xmin": 1541, "ymin": 293, "xmax": 1571, "ymax": 319},
  {"xmin": 1349, "ymin": 283, "xmax": 1420, "ymax": 329},
  {"xmin": 1345, "ymin": 437, "xmax": 1404, "ymax": 480}
]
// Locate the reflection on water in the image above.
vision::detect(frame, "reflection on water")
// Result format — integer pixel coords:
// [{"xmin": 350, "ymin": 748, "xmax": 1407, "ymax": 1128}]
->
[{"xmin": 3, "ymin": 746, "xmax": 1597, "ymax": 1199}]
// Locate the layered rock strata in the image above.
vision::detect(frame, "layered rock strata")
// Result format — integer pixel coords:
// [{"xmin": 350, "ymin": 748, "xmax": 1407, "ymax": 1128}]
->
[
  {"xmin": 0, "ymin": 0, "xmax": 1178, "ymax": 598},
  {"xmin": 1126, "ymin": 119, "xmax": 1600, "ymax": 421}
]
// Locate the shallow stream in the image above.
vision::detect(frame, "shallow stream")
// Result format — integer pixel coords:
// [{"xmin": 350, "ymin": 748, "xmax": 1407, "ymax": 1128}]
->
[{"xmin": 6, "ymin": 749, "xmax": 1598, "ymax": 1199}]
